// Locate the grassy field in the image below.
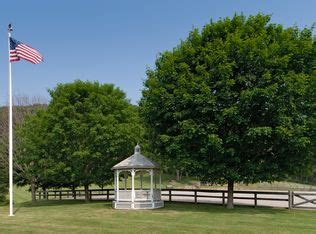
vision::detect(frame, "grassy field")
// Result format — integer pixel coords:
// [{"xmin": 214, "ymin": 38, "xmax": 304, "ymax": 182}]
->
[
  {"xmin": 1, "ymin": 200, "xmax": 316, "ymax": 233},
  {"xmin": 0, "ymin": 187, "xmax": 316, "ymax": 233}
]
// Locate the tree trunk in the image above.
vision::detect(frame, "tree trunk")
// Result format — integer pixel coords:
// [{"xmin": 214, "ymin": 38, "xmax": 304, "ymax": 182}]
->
[
  {"xmin": 176, "ymin": 170, "xmax": 180, "ymax": 181},
  {"xmin": 31, "ymin": 177, "xmax": 36, "ymax": 204},
  {"xmin": 84, "ymin": 184, "xmax": 90, "ymax": 202},
  {"xmin": 43, "ymin": 187, "xmax": 47, "ymax": 199},
  {"xmin": 227, "ymin": 180, "xmax": 234, "ymax": 209}
]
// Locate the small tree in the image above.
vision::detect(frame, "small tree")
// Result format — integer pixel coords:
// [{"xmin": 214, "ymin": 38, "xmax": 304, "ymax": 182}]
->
[{"xmin": 140, "ymin": 14, "xmax": 316, "ymax": 208}]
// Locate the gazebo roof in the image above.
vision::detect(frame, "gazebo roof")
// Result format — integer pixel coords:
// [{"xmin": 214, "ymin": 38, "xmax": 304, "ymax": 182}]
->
[{"xmin": 112, "ymin": 144, "xmax": 160, "ymax": 170}]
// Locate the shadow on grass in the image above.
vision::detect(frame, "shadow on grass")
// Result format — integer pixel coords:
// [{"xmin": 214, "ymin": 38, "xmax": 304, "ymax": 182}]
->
[
  {"xmin": 17, "ymin": 199, "xmax": 111, "ymax": 208},
  {"xmin": 160, "ymin": 202, "xmax": 291, "ymax": 215},
  {"xmin": 13, "ymin": 200, "xmax": 113, "ymax": 215},
  {"xmin": 13, "ymin": 199, "xmax": 293, "ymax": 216}
]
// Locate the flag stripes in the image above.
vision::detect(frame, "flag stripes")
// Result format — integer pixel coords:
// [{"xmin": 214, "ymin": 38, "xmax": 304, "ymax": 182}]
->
[
  {"xmin": 9, "ymin": 50, "xmax": 20, "ymax": 62},
  {"xmin": 9, "ymin": 38, "xmax": 43, "ymax": 64}
]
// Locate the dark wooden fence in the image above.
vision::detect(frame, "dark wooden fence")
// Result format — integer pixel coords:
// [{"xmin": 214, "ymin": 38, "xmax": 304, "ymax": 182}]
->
[
  {"xmin": 36, "ymin": 188, "xmax": 316, "ymax": 209},
  {"xmin": 162, "ymin": 189, "xmax": 290, "ymax": 208},
  {"xmin": 37, "ymin": 189, "xmax": 114, "ymax": 201}
]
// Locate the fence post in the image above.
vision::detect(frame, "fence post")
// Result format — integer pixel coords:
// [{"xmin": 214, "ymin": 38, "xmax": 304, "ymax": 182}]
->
[
  {"xmin": 107, "ymin": 189, "xmax": 109, "ymax": 200},
  {"xmin": 222, "ymin": 192, "xmax": 225, "ymax": 206},
  {"xmin": 291, "ymin": 191, "xmax": 294, "ymax": 208},
  {"xmin": 59, "ymin": 191, "xmax": 62, "ymax": 200},
  {"xmin": 39, "ymin": 191, "xmax": 41, "ymax": 200},
  {"xmin": 288, "ymin": 190, "xmax": 293, "ymax": 209},
  {"xmin": 194, "ymin": 190, "xmax": 197, "ymax": 204},
  {"xmin": 54, "ymin": 191, "xmax": 57, "ymax": 199},
  {"xmin": 89, "ymin": 190, "xmax": 92, "ymax": 200},
  {"xmin": 74, "ymin": 190, "xmax": 76, "ymax": 200},
  {"xmin": 169, "ymin": 190, "xmax": 172, "ymax": 202},
  {"xmin": 254, "ymin": 192, "xmax": 257, "ymax": 208}
]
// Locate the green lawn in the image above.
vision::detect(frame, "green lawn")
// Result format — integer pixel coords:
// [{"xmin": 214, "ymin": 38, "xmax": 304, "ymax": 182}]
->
[
  {"xmin": 1, "ymin": 201, "xmax": 316, "ymax": 233},
  {"xmin": 0, "ymin": 187, "xmax": 316, "ymax": 233}
]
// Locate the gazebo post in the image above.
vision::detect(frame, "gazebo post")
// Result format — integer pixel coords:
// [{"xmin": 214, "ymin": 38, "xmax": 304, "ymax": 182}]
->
[
  {"xmin": 150, "ymin": 169, "xmax": 154, "ymax": 207},
  {"xmin": 124, "ymin": 171, "xmax": 127, "ymax": 190},
  {"xmin": 116, "ymin": 170, "xmax": 120, "ymax": 202},
  {"xmin": 140, "ymin": 171, "xmax": 143, "ymax": 190},
  {"xmin": 114, "ymin": 171, "xmax": 116, "ymax": 203},
  {"xmin": 131, "ymin": 169, "xmax": 135, "ymax": 209},
  {"xmin": 155, "ymin": 170, "xmax": 157, "ymax": 189}
]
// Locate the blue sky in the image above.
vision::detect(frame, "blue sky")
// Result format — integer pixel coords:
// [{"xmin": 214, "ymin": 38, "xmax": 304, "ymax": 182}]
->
[{"xmin": 0, "ymin": 0, "xmax": 315, "ymax": 105}]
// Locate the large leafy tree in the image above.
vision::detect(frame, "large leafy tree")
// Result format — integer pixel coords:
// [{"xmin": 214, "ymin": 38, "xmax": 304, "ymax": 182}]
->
[
  {"xmin": 308, "ymin": 37, "xmax": 316, "ymax": 184},
  {"xmin": 140, "ymin": 14, "xmax": 315, "ymax": 208},
  {"xmin": 18, "ymin": 80, "xmax": 142, "ymax": 201}
]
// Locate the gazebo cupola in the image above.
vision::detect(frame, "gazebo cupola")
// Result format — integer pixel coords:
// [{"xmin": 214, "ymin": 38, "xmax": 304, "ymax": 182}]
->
[{"xmin": 112, "ymin": 144, "xmax": 164, "ymax": 209}]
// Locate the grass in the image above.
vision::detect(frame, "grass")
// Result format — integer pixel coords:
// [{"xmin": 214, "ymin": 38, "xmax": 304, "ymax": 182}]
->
[
  {"xmin": 1, "ymin": 200, "xmax": 316, "ymax": 233},
  {"xmin": 0, "ymin": 187, "xmax": 315, "ymax": 233}
]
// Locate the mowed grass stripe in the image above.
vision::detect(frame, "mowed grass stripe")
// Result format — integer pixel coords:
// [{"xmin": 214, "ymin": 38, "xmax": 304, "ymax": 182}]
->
[{"xmin": 1, "ymin": 201, "xmax": 316, "ymax": 233}]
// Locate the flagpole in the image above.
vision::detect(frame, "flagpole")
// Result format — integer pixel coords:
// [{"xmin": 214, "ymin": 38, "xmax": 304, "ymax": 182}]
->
[{"xmin": 7, "ymin": 24, "xmax": 14, "ymax": 217}]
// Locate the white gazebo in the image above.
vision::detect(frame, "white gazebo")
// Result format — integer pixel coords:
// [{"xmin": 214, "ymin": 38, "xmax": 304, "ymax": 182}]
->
[{"xmin": 112, "ymin": 144, "xmax": 164, "ymax": 209}]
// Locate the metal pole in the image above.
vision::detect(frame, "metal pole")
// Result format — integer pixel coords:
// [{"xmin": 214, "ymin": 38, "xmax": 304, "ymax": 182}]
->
[{"xmin": 7, "ymin": 24, "xmax": 14, "ymax": 217}]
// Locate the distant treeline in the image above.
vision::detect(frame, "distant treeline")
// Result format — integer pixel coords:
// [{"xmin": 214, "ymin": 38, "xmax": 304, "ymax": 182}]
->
[{"xmin": 0, "ymin": 100, "xmax": 47, "ymax": 203}]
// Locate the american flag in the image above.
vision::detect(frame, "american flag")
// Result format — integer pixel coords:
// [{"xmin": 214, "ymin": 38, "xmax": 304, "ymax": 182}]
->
[{"xmin": 10, "ymin": 37, "xmax": 43, "ymax": 64}]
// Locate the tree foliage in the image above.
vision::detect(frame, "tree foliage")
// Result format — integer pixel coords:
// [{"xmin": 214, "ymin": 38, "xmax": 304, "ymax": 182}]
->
[
  {"xmin": 17, "ymin": 80, "xmax": 143, "ymax": 201},
  {"xmin": 140, "ymin": 14, "xmax": 316, "ymax": 207}
]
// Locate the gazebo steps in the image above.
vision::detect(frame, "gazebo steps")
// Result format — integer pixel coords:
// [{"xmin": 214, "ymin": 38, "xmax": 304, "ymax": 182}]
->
[{"xmin": 113, "ymin": 201, "xmax": 164, "ymax": 209}]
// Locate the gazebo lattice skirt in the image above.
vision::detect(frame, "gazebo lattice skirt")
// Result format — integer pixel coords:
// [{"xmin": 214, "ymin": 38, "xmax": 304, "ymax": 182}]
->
[
  {"xmin": 113, "ymin": 200, "xmax": 164, "ymax": 209},
  {"xmin": 112, "ymin": 189, "xmax": 164, "ymax": 209}
]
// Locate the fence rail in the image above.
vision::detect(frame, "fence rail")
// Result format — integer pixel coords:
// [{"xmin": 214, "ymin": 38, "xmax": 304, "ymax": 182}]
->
[
  {"xmin": 160, "ymin": 189, "xmax": 292, "ymax": 208},
  {"xmin": 35, "ymin": 188, "xmax": 316, "ymax": 209},
  {"xmin": 36, "ymin": 189, "xmax": 114, "ymax": 201}
]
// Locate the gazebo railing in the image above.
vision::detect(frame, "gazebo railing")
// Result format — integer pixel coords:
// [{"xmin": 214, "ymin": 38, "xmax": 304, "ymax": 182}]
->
[{"xmin": 117, "ymin": 189, "xmax": 161, "ymax": 201}]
